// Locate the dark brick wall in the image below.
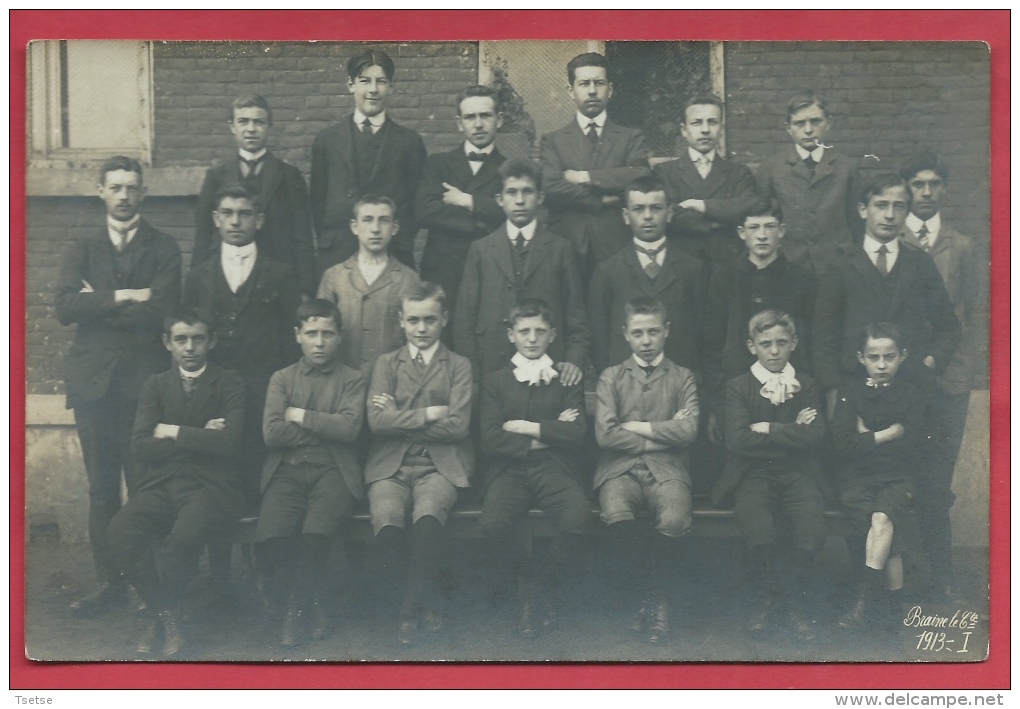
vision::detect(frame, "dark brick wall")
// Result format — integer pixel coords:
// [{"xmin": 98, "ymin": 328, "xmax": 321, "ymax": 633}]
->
[
  {"xmin": 151, "ymin": 41, "xmax": 479, "ymax": 172},
  {"xmin": 724, "ymin": 41, "xmax": 990, "ymax": 245}
]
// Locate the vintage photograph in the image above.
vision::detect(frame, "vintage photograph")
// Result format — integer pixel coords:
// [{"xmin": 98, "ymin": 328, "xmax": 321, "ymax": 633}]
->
[{"xmin": 23, "ymin": 37, "xmax": 991, "ymax": 665}]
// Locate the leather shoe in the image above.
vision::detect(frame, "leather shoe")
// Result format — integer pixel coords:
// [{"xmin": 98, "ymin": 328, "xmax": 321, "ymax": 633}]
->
[
  {"xmin": 517, "ymin": 598, "xmax": 538, "ymax": 640},
  {"xmin": 837, "ymin": 590, "xmax": 868, "ymax": 630},
  {"xmin": 135, "ymin": 618, "xmax": 161, "ymax": 655},
  {"xmin": 398, "ymin": 618, "xmax": 420, "ymax": 646},
  {"xmin": 158, "ymin": 609, "xmax": 187, "ymax": 657},
  {"xmin": 281, "ymin": 594, "xmax": 305, "ymax": 647},
  {"xmin": 69, "ymin": 581, "xmax": 127, "ymax": 619},
  {"xmin": 647, "ymin": 598, "xmax": 670, "ymax": 644}
]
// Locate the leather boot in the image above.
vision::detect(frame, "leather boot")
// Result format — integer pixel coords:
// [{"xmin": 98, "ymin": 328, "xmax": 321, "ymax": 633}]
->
[
  {"xmin": 159, "ymin": 609, "xmax": 187, "ymax": 657},
  {"xmin": 838, "ymin": 567, "xmax": 882, "ymax": 629},
  {"xmin": 69, "ymin": 580, "xmax": 128, "ymax": 618},
  {"xmin": 647, "ymin": 593, "xmax": 670, "ymax": 644}
]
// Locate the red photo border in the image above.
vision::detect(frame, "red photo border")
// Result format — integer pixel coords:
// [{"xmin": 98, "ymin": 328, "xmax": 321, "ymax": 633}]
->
[{"xmin": 9, "ymin": 9, "xmax": 1010, "ymax": 690}]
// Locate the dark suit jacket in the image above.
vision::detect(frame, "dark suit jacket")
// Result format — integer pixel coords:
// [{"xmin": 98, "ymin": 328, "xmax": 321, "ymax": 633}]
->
[
  {"xmin": 713, "ymin": 371, "xmax": 825, "ymax": 506},
  {"xmin": 454, "ymin": 225, "xmax": 590, "ymax": 380},
  {"xmin": 540, "ymin": 119, "xmax": 650, "ymax": 266},
  {"xmin": 898, "ymin": 222, "xmax": 988, "ymax": 393},
  {"xmin": 755, "ymin": 145, "xmax": 861, "ymax": 269},
  {"xmin": 365, "ymin": 344, "xmax": 474, "ymax": 488},
  {"xmin": 416, "ymin": 146, "xmax": 507, "ymax": 307},
  {"xmin": 812, "ymin": 241, "xmax": 961, "ymax": 391},
  {"xmin": 182, "ymin": 253, "xmax": 302, "ymax": 394},
  {"xmin": 132, "ymin": 364, "xmax": 246, "ymax": 518},
  {"xmin": 479, "ymin": 365, "xmax": 587, "ymax": 490},
  {"xmin": 310, "ymin": 115, "xmax": 427, "ymax": 268},
  {"xmin": 653, "ymin": 154, "xmax": 760, "ymax": 265},
  {"xmin": 55, "ymin": 219, "xmax": 182, "ymax": 408},
  {"xmin": 193, "ymin": 152, "xmax": 317, "ymax": 297},
  {"xmin": 587, "ymin": 245, "xmax": 706, "ymax": 374}
]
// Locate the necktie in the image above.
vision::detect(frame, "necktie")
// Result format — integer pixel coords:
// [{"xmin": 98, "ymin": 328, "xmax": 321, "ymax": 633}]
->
[
  {"xmin": 515, "ymin": 231, "xmax": 526, "ymax": 252},
  {"xmin": 361, "ymin": 118, "xmax": 373, "ymax": 134},
  {"xmin": 413, "ymin": 351, "xmax": 426, "ymax": 369},
  {"xmin": 111, "ymin": 225, "xmax": 131, "ymax": 253},
  {"xmin": 467, "ymin": 152, "xmax": 487, "ymax": 163},
  {"xmin": 635, "ymin": 244, "xmax": 663, "ymax": 279},
  {"xmin": 695, "ymin": 155, "xmax": 711, "ymax": 179},
  {"xmin": 586, "ymin": 122, "xmax": 599, "ymax": 149},
  {"xmin": 804, "ymin": 154, "xmax": 817, "ymax": 178},
  {"xmin": 640, "ymin": 364, "xmax": 656, "ymax": 378},
  {"xmin": 917, "ymin": 224, "xmax": 931, "ymax": 252},
  {"xmin": 181, "ymin": 375, "xmax": 197, "ymax": 398},
  {"xmin": 240, "ymin": 156, "xmax": 263, "ymax": 180},
  {"xmin": 875, "ymin": 244, "xmax": 889, "ymax": 275}
]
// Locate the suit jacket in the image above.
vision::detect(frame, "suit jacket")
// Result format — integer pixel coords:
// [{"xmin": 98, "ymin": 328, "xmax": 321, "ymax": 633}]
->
[
  {"xmin": 261, "ymin": 358, "xmax": 366, "ymax": 500},
  {"xmin": 588, "ymin": 244, "xmax": 705, "ymax": 374},
  {"xmin": 454, "ymin": 225, "xmax": 590, "ymax": 380},
  {"xmin": 365, "ymin": 344, "xmax": 474, "ymax": 488},
  {"xmin": 55, "ymin": 219, "xmax": 182, "ymax": 408},
  {"xmin": 653, "ymin": 154, "xmax": 760, "ymax": 265},
  {"xmin": 898, "ymin": 222, "xmax": 988, "ymax": 393},
  {"xmin": 193, "ymin": 152, "xmax": 317, "ymax": 297},
  {"xmin": 755, "ymin": 145, "xmax": 861, "ymax": 269},
  {"xmin": 416, "ymin": 146, "xmax": 507, "ymax": 306},
  {"xmin": 310, "ymin": 115, "xmax": 427, "ymax": 267},
  {"xmin": 712, "ymin": 371, "xmax": 825, "ymax": 506},
  {"xmin": 183, "ymin": 252, "xmax": 302, "ymax": 393},
  {"xmin": 540, "ymin": 119, "xmax": 650, "ymax": 266},
  {"xmin": 594, "ymin": 357, "xmax": 699, "ymax": 489},
  {"xmin": 479, "ymin": 365, "xmax": 587, "ymax": 490},
  {"xmin": 132, "ymin": 364, "xmax": 246, "ymax": 518},
  {"xmin": 812, "ymin": 241, "xmax": 961, "ymax": 391},
  {"xmin": 317, "ymin": 254, "xmax": 421, "ymax": 378}
]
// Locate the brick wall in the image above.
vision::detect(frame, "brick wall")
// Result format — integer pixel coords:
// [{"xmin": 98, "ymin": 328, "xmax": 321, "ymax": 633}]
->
[{"xmin": 724, "ymin": 41, "xmax": 990, "ymax": 244}]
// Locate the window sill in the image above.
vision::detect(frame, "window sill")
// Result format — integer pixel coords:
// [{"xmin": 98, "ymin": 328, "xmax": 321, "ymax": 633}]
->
[{"xmin": 26, "ymin": 165, "xmax": 207, "ymax": 198}]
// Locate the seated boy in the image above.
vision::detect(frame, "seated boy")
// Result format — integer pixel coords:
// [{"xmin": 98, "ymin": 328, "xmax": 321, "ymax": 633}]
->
[
  {"xmin": 594, "ymin": 297, "xmax": 699, "ymax": 643},
  {"xmin": 258, "ymin": 299, "xmax": 365, "ymax": 647},
  {"xmin": 479, "ymin": 298, "xmax": 588, "ymax": 640},
  {"xmin": 365, "ymin": 282, "xmax": 473, "ymax": 646},
  {"xmin": 107, "ymin": 308, "xmax": 245, "ymax": 657},
  {"xmin": 832, "ymin": 322, "xmax": 929, "ymax": 628},
  {"xmin": 715, "ymin": 310, "xmax": 826, "ymax": 639},
  {"xmin": 317, "ymin": 194, "xmax": 421, "ymax": 378}
]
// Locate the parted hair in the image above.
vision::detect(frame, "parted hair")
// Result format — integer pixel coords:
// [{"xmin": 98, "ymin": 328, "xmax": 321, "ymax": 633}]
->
[
  {"xmin": 98, "ymin": 155, "xmax": 143, "ymax": 185},
  {"xmin": 348, "ymin": 48, "xmax": 395, "ymax": 81},
  {"xmin": 456, "ymin": 84, "xmax": 499, "ymax": 114},
  {"xmin": 785, "ymin": 91, "xmax": 830, "ymax": 122},
  {"xmin": 748, "ymin": 309, "xmax": 796, "ymax": 339},
  {"xmin": 294, "ymin": 298, "xmax": 343, "ymax": 332},
  {"xmin": 163, "ymin": 307, "xmax": 214, "ymax": 337},
  {"xmin": 741, "ymin": 198, "xmax": 784, "ymax": 225},
  {"xmin": 506, "ymin": 298, "xmax": 555, "ymax": 329},
  {"xmin": 857, "ymin": 172, "xmax": 912, "ymax": 209},
  {"xmin": 623, "ymin": 297, "xmax": 668, "ymax": 326},
  {"xmin": 230, "ymin": 93, "xmax": 272, "ymax": 124},
  {"xmin": 214, "ymin": 182, "xmax": 264, "ymax": 213},
  {"xmin": 567, "ymin": 52, "xmax": 609, "ymax": 85},
  {"xmin": 623, "ymin": 175, "xmax": 668, "ymax": 205},
  {"xmin": 684, "ymin": 93, "xmax": 725, "ymax": 120},
  {"xmin": 400, "ymin": 281, "xmax": 447, "ymax": 313},
  {"xmin": 900, "ymin": 150, "xmax": 949, "ymax": 183},
  {"xmin": 498, "ymin": 158, "xmax": 543, "ymax": 192},
  {"xmin": 352, "ymin": 193, "xmax": 397, "ymax": 220},
  {"xmin": 859, "ymin": 321, "xmax": 905, "ymax": 353}
]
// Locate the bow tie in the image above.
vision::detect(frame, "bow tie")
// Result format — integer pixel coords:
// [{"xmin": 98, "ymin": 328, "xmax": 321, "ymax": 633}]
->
[
  {"xmin": 865, "ymin": 378, "xmax": 890, "ymax": 388},
  {"xmin": 467, "ymin": 152, "xmax": 488, "ymax": 162},
  {"xmin": 512, "ymin": 353, "xmax": 558, "ymax": 386}
]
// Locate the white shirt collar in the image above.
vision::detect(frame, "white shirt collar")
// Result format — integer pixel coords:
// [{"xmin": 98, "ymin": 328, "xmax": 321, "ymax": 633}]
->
[
  {"xmin": 750, "ymin": 362, "xmax": 801, "ymax": 406},
  {"xmin": 576, "ymin": 111, "xmax": 607, "ymax": 132},
  {"xmin": 179, "ymin": 364, "xmax": 207, "ymax": 380},
  {"xmin": 511, "ymin": 353, "xmax": 558, "ymax": 386},
  {"xmin": 107, "ymin": 216, "xmax": 140, "ymax": 246},
  {"xmin": 688, "ymin": 146, "xmax": 716, "ymax": 163},
  {"xmin": 238, "ymin": 148, "xmax": 267, "ymax": 162},
  {"xmin": 633, "ymin": 352, "xmax": 665, "ymax": 369},
  {"xmin": 464, "ymin": 141, "xmax": 495, "ymax": 156},
  {"xmin": 863, "ymin": 233, "xmax": 899, "ymax": 256},
  {"xmin": 905, "ymin": 212, "xmax": 942, "ymax": 241},
  {"xmin": 354, "ymin": 110, "xmax": 386, "ymax": 129},
  {"xmin": 634, "ymin": 236, "xmax": 666, "ymax": 251},
  {"xmin": 221, "ymin": 241, "xmax": 257, "ymax": 260},
  {"xmin": 407, "ymin": 340, "xmax": 440, "ymax": 366},
  {"xmin": 795, "ymin": 144, "xmax": 825, "ymax": 162},
  {"xmin": 507, "ymin": 220, "xmax": 538, "ymax": 242}
]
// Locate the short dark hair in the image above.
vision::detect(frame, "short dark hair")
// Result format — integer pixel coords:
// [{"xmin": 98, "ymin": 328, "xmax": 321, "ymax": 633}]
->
[
  {"xmin": 623, "ymin": 175, "xmax": 668, "ymax": 206},
  {"xmin": 98, "ymin": 155, "xmax": 143, "ymax": 186},
  {"xmin": 352, "ymin": 193, "xmax": 397, "ymax": 220},
  {"xmin": 623, "ymin": 297, "xmax": 668, "ymax": 326},
  {"xmin": 214, "ymin": 182, "xmax": 264, "ymax": 213},
  {"xmin": 230, "ymin": 93, "xmax": 272, "ymax": 124},
  {"xmin": 348, "ymin": 48, "xmax": 395, "ymax": 81},
  {"xmin": 456, "ymin": 84, "xmax": 499, "ymax": 114},
  {"xmin": 683, "ymin": 93, "xmax": 724, "ymax": 121},
  {"xmin": 858, "ymin": 172, "xmax": 911, "ymax": 209},
  {"xmin": 163, "ymin": 307, "xmax": 214, "ymax": 337},
  {"xmin": 859, "ymin": 321, "xmax": 904, "ymax": 353},
  {"xmin": 400, "ymin": 281, "xmax": 447, "ymax": 313},
  {"xmin": 506, "ymin": 298, "xmax": 555, "ymax": 329},
  {"xmin": 900, "ymin": 150, "xmax": 949, "ymax": 183},
  {"xmin": 741, "ymin": 198, "xmax": 784, "ymax": 225},
  {"xmin": 785, "ymin": 91, "xmax": 830, "ymax": 122},
  {"xmin": 295, "ymin": 298, "xmax": 343, "ymax": 332},
  {"xmin": 567, "ymin": 52, "xmax": 609, "ymax": 85},
  {"xmin": 748, "ymin": 309, "xmax": 796, "ymax": 339},
  {"xmin": 498, "ymin": 158, "xmax": 543, "ymax": 192}
]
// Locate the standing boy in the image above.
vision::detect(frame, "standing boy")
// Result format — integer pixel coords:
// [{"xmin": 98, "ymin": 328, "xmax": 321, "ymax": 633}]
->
[
  {"xmin": 588, "ymin": 175, "xmax": 705, "ymax": 375},
  {"xmin": 755, "ymin": 92, "xmax": 861, "ymax": 271},
  {"xmin": 107, "ymin": 309, "xmax": 245, "ymax": 656},
  {"xmin": 479, "ymin": 299, "xmax": 589, "ymax": 639},
  {"xmin": 310, "ymin": 48, "xmax": 428, "ymax": 270},
  {"xmin": 258, "ymin": 299, "xmax": 365, "ymax": 647},
  {"xmin": 594, "ymin": 297, "xmax": 699, "ymax": 643},
  {"xmin": 832, "ymin": 323, "xmax": 929, "ymax": 627},
  {"xmin": 454, "ymin": 158, "xmax": 589, "ymax": 384},
  {"xmin": 416, "ymin": 85, "xmax": 507, "ymax": 319},
  {"xmin": 715, "ymin": 310, "xmax": 826, "ymax": 639},
  {"xmin": 652, "ymin": 94, "xmax": 760, "ymax": 270},
  {"xmin": 898, "ymin": 151, "xmax": 988, "ymax": 598},
  {"xmin": 317, "ymin": 194, "xmax": 421, "ymax": 378},
  {"xmin": 365, "ymin": 282, "xmax": 473, "ymax": 646},
  {"xmin": 540, "ymin": 52, "xmax": 650, "ymax": 279},
  {"xmin": 56, "ymin": 156, "xmax": 182, "ymax": 617},
  {"xmin": 193, "ymin": 94, "xmax": 317, "ymax": 297}
]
